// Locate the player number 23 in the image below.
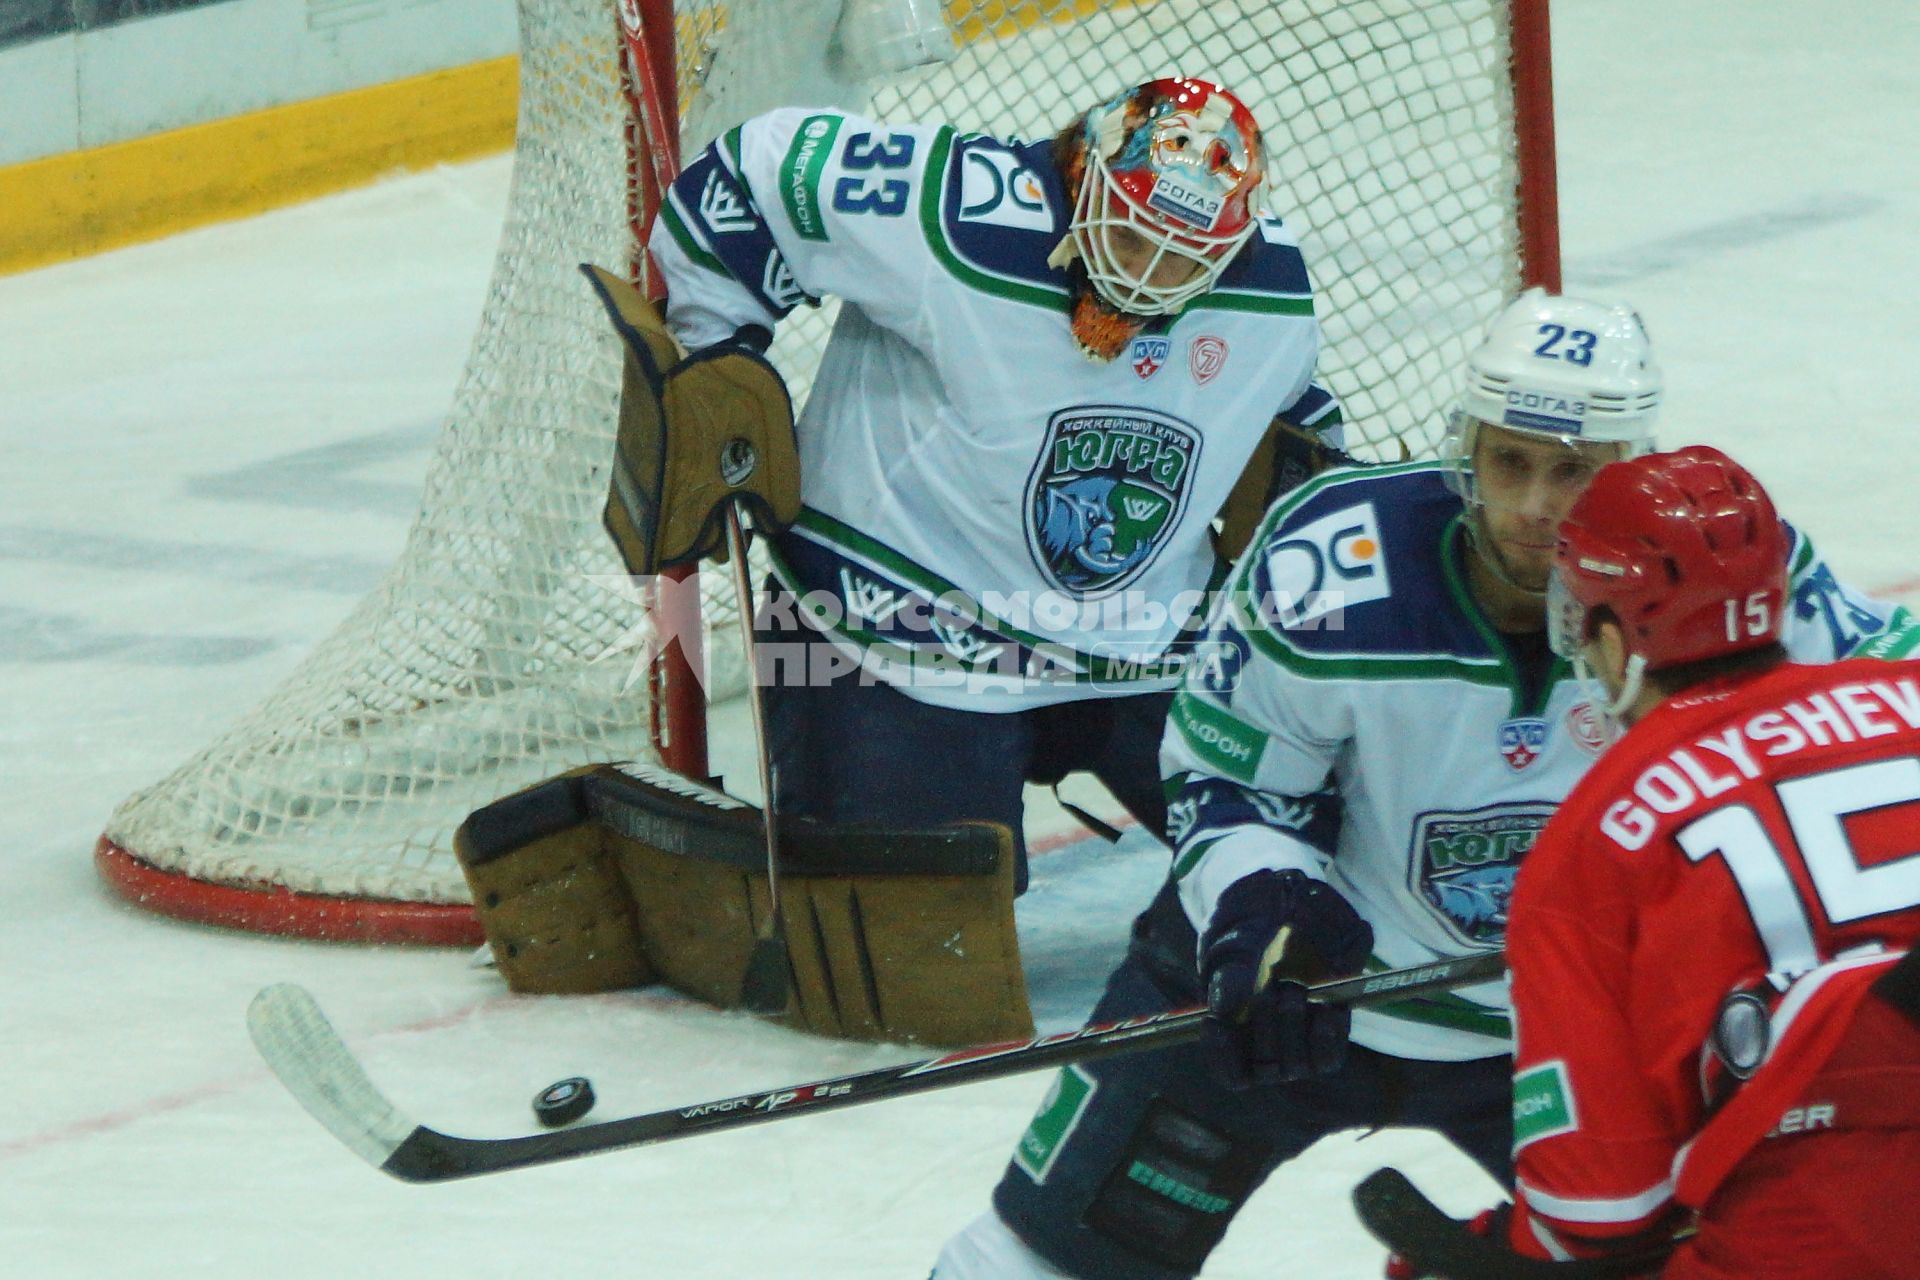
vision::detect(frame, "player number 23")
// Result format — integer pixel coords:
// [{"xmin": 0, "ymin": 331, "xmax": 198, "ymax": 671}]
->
[
  {"xmin": 833, "ymin": 131, "xmax": 915, "ymax": 217},
  {"xmin": 1533, "ymin": 323, "xmax": 1597, "ymax": 366},
  {"xmin": 1678, "ymin": 757, "xmax": 1920, "ymax": 975}
]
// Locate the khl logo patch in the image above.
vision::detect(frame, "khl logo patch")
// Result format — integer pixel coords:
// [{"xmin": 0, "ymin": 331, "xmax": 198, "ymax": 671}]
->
[
  {"xmin": 1026, "ymin": 406, "xmax": 1200, "ymax": 597},
  {"xmin": 1498, "ymin": 717, "xmax": 1548, "ymax": 771},
  {"xmin": 1130, "ymin": 336, "xmax": 1171, "ymax": 380}
]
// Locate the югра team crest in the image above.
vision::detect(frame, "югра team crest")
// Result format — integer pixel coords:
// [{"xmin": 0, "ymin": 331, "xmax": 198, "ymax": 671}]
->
[
  {"xmin": 1409, "ymin": 804, "xmax": 1553, "ymax": 946},
  {"xmin": 1027, "ymin": 406, "xmax": 1200, "ymax": 596}
]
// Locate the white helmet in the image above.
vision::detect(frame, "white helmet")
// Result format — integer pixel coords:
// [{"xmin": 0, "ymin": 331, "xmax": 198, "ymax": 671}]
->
[{"xmin": 1445, "ymin": 289, "xmax": 1662, "ymax": 498}]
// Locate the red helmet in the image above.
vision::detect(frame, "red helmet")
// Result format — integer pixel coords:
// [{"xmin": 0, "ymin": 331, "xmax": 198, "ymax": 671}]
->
[{"xmin": 1550, "ymin": 445, "xmax": 1790, "ymax": 670}]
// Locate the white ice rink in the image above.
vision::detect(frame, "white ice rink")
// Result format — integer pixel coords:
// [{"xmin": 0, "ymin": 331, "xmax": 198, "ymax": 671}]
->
[{"xmin": 5, "ymin": 1, "xmax": 1920, "ymax": 1275}]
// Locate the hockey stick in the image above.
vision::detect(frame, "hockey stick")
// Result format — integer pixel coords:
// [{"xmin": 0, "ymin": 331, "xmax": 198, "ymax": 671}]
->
[
  {"xmin": 1353, "ymin": 1168, "xmax": 1677, "ymax": 1279},
  {"xmin": 617, "ymin": 0, "xmax": 792, "ymax": 1015},
  {"xmin": 726, "ymin": 503, "xmax": 793, "ymax": 1015},
  {"xmin": 247, "ymin": 950, "xmax": 1504, "ymax": 1183}
]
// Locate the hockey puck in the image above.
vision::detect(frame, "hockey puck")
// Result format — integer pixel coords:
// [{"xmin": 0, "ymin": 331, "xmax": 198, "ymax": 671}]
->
[{"xmin": 532, "ymin": 1076, "xmax": 596, "ymax": 1127}]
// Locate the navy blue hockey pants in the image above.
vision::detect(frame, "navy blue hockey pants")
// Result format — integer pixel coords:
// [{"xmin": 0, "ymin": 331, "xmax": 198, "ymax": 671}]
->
[
  {"xmin": 756, "ymin": 602, "xmax": 1174, "ymax": 888},
  {"xmin": 992, "ymin": 882, "xmax": 1515, "ymax": 1280}
]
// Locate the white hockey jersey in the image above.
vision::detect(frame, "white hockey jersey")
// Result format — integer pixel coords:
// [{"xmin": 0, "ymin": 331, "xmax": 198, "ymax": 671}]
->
[
  {"xmin": 1162, "ymin": 461, "xmax": 1920, "ymax": 1062},
  {"xmin": 651, "ymin": 109, "xmax": 1338, "ymax": 710}
]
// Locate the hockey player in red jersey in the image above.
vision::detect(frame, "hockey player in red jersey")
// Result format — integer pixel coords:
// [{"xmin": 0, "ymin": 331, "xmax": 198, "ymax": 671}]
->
[{"xmin": 1480, "ymin": 445, "xmax": 1920, "ymax": 1278}]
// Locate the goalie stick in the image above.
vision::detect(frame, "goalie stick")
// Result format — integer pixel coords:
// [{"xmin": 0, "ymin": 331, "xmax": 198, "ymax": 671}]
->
[
  {"xmin": 618, "ymin": 0, "xmax": 792, "ymax": 1017},
  {"xmin": 1353, "ymin": 1168, "xmax": 1679, "ymax": 1279},
  {"xmin": 247, "ymin": 950, "xmax": 1503, "ymax": 1183}
]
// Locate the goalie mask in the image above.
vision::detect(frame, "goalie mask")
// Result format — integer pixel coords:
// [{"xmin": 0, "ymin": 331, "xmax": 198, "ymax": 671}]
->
[{"xmin": 1051, "ymin": 78, "xmax": 1267, "ymax": 354}]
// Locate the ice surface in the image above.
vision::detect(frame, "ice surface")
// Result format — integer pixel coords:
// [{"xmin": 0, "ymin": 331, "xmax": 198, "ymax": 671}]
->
[{"xmin": 4, "ymin": 2, "xmax": 1919, "ymax": 1275}]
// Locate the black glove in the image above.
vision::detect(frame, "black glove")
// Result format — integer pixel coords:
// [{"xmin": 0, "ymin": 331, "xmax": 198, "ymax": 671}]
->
[{"xmin": 1199, "ymin": 869, "xmax": 1373, "ymax": 1087}]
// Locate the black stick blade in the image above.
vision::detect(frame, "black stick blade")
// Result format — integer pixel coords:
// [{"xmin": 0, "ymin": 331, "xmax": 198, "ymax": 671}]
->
[
  {"xmin": 737, "ymin": 926, "xmax": 793, "ymax": 1016},
  {"xmin": 1353, "ymin": 1168, "xmax": 1665, "ymax": 1280}
]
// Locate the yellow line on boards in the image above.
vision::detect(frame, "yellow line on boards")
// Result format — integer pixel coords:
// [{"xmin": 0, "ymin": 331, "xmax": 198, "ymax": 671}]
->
[
  {"xmin": 0, "ymin": 55, "xmax": 519, "ymax": 277},
  {"xmin": 0, "ymin": 1, "xmax": 1166, "ymax": 276},
  {"xmin": 948, "ymin": 0, "xmax": 1157, "ymax": 45}
]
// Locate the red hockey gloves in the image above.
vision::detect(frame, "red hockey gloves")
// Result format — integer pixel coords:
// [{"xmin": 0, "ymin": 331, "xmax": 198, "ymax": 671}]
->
[{"xmin": 1199, "ymin": 869, "xmax": 1373, "ymax": 1086}]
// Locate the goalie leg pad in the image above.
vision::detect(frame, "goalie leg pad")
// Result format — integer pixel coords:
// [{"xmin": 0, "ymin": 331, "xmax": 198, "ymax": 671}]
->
[
  {"xmin": 462, "ymin": 761, "xmax": 1034, "ymax": 1046},
  {"xmin": 784, "ymin": 855, "xmax": 1032, "ymax": 1046},
  {"xmin": 454, "ymin": 769, "xmax": 654, "ymax": 995},
  {"xmin": 594, "ymin": 759, "xmax": 1032, "ymax": 1045}
]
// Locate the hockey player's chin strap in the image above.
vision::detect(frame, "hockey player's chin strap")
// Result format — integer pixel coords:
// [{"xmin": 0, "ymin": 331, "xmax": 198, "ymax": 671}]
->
[{"xmin": 1572, "ymin": 650, "xmax": 1646, "ymax": 744}]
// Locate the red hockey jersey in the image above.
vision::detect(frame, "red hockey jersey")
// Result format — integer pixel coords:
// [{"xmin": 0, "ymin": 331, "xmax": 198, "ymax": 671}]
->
[{"xmin": 1505, "ymin": 658, "xmax": 1920, "ymax": 1257}]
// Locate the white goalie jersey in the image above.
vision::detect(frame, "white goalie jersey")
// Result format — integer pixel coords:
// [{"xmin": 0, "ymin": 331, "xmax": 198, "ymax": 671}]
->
[
  {"xmin": 1164, "ymin": 461, "xmax": 1920, "ymax": 1062},
  {"xmin": 650, "ymin": 108, "xmax": 1339, "ymax": 710}
]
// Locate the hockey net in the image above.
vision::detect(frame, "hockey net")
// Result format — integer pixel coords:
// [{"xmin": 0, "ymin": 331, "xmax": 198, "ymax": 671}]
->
[{"xmin": 97, "ymin": 0, "xmax": 1557, "ymax": 942}]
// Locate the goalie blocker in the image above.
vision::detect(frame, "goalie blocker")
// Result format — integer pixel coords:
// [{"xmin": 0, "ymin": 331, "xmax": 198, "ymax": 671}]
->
[{"xmin": 454, "ymin": 762, "xmax": 1033, "ymax": 1047}]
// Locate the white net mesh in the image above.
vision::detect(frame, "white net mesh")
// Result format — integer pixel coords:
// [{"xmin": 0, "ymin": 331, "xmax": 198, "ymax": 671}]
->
[{"xmin": 103, "ymin": 0, "xmax": 1537, "ymax": 928}]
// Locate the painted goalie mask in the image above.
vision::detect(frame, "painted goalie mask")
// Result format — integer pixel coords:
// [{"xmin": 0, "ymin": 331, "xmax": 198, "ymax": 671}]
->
[{"xmin": 1053, "ymin": 77, "xmax": 1267, "ymax": 355}]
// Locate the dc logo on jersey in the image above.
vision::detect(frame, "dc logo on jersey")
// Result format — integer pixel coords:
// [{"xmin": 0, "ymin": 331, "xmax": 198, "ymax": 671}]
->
[
  {"xmin": 1411, "ymin": 804, "xmax": 1554, "ymax": 947},
  {"xmin": 1026, "ymin": 407, "xmax": 1200, "ymax": 597},
  {"xmin": 957, "ymin": 146, "xmax": 1053, "ymax": 232},
  {"xmin": 1254, "ymin": 501, "xmax": 1391, "ymax": 629},
  {"xmin": 1130, "ymin": 337, "xmax": 1171, "ymax": 380},
  {"xmin": 1566, "ymin": 701, "xmax": 1607, "ymax": 755},
  {"xmin": 1189, "ymin": 335, "xmax": 1229, "ymax": 385},
  {"xmin": 1498, "ymin": 717, "xmax": 1548, "ymax": 771}
]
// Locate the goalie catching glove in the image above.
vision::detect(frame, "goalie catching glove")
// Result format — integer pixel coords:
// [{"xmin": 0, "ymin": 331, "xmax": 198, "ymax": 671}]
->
[
  {"xmin": 582, "ymin": 264, "xmax": 801, "ymax": 573},
  {"xmin": 1200, "ymin": 869, "xmax": 1373, "ymax": 1086}
]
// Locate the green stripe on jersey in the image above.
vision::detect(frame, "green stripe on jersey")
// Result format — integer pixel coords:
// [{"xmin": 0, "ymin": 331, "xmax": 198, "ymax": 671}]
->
[
  {"xmin": 1169, "ymin": 693, "xmax": 1266, "ymax": 782},
  {"xmin": 918, "ymin": 128, "xmax": 1069, "ymax": 311},
  {"xmin": 780, "ymin": 114, "xmax": 842, "ymax": 241},
  {"xmin": 659, "ymin": 198, "xmax": 728, "ymax": 276},
  {"xmin": 1187, "ymin": 288, "xmax": 1315, "ymax": 317}
]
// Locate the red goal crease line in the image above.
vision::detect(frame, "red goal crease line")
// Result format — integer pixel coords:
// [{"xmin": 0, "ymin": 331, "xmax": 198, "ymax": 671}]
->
[{"xmin": 92, "ymin": 812, "xmax": 1136, "ymax": 947}]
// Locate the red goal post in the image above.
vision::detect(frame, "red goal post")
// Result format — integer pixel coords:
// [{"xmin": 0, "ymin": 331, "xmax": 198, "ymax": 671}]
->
[{"xmin": 96, "ymin": 0, "xmax": 1562, "ymax": 943}]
